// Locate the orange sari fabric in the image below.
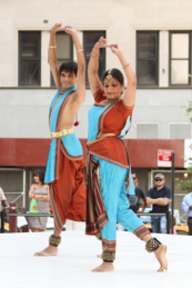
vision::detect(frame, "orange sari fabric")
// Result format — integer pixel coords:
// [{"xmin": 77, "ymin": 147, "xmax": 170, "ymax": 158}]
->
[{"xmin": 88, "ymin": 88, "xmax": 134, "ymax": 168}]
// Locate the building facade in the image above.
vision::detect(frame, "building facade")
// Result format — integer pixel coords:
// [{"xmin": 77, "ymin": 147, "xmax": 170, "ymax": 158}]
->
[{"xmin": 0, "ymin": 0, "xmax": 192, "ymax": 215}]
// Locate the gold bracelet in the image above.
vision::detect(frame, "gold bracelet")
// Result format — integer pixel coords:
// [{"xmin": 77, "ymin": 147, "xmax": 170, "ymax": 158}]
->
[
  {"xmin": 123, "ymin": 63, "xmax": 130, "ymax": 69},
  {"xmin": 91, "ymin": 52, "xmax": 99, "ymax": 58},
  {"xmin": 76, "ymin": 49, "xmax": 84, "ymax": 53},
  {"xmin": 49, "ymin": 45, "xmax": 57, "ymax": 49}
]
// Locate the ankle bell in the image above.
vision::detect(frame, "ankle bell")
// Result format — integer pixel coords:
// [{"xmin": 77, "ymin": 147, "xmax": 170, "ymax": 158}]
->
[
  {"xmin": 49, "ymin": 234, "xmax": 61, "ymax": 247},
  {"xmin": 145, "ymin": 238, "xmax": 161, "ymax": 253}
]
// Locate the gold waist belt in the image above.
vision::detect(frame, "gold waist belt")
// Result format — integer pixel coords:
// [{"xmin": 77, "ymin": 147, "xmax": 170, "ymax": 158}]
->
[
  {"xmin": 87, "ymin": 133, "xmax": 116, "ymax": 145},
  {"xmin": 51, "ymin": 128, "xmax": 73, "ymax": 139}
]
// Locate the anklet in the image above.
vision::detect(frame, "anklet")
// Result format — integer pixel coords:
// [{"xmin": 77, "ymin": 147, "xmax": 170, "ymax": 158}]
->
[
  {"xmin": 145, "ymin": 238, "xmax": 161, "ymax": 253},
  {"xmin": 49, "ymin": 234, "xmax": 61, "ymax": 247}
]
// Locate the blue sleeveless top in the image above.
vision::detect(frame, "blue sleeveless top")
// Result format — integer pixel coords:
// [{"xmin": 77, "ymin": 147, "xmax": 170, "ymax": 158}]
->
[{"xmin": 44, "ymin": 86, "xmax": 83, "ymax": 183}]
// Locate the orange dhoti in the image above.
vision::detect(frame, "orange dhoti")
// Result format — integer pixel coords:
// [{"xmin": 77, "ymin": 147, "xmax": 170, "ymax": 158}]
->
[{"xmin": 49, "ymin": 146, "xmax": 86, "ymax": 233}]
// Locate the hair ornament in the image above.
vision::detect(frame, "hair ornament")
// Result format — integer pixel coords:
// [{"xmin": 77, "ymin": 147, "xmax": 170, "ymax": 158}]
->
[{"xmin": 106, "ymin": 69, "xmax": 112, "ymax": 80}]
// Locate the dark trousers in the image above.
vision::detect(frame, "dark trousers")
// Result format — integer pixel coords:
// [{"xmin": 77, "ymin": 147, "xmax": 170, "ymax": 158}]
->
[{"xmin": 188, "ymin": 217, "xmax": 192, "ymax": 235}]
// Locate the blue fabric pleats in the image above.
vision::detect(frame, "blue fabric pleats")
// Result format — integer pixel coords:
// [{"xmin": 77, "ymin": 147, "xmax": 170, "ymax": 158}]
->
[
  {"xmin": 44, "ymin": 86, "xmax": 83, "ymax": 184},
  {"xmin": 94, "ymin": 157, "xmax": 143, "ymax": 241}
]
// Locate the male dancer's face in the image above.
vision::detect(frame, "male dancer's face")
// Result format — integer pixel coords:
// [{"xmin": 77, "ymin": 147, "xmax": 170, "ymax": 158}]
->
[{"xmin": 60, "ymin": 70, "xmax": 77, "ymax": 90}]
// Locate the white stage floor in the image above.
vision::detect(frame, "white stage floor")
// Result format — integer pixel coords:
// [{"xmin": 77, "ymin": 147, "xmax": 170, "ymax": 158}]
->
[{"xmin": 0, "ymin": 231, "xmax": 191, "ymax": 288}]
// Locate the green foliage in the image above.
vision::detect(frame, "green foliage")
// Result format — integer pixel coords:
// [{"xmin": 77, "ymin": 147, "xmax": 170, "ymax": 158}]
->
[
  {"xmin": 175, "ymin": 158, "xmax": 192, "ymax": 193},
  {"xmin": 186, "ymin": 75, "xmax": 192, "ymax": 122},
  {"xmin": 176, "ymin": 75, "xmax": 192, "ymax": 192},
  {"xmin": 185, "ymin": 100, "xmax": 192, "ymax": 123}
]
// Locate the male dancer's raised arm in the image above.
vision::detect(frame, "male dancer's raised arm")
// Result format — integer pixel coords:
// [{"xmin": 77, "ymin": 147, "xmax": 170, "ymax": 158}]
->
[
  {"xmin": 48, "ymin": 23, "xmax": 63, "ymax": 89},
  {"xmin": 64, "ymin": 26, "xmax": 86, "ymax": 113}
]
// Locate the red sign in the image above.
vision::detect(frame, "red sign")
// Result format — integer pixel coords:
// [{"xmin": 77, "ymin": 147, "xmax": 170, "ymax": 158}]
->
[{"xmin": 157, "ymin": 149, "xmax": 173, "ymax": 167}]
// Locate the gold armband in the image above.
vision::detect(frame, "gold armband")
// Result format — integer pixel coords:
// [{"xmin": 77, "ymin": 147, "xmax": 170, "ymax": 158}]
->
[
  {"xmin": 49, "ymin": 45, "xmax": 57, "ymax": 49},
  {"xmin": 123, "ymin": 63, "xmax": 130, "ymax": 69},
  {"xmin": 91, "ymin": 52, "xmax": 99, "ymax": 58},
  {"xmin": 76, "ymin": 49, "xmax": 84, "ymax": 53}
]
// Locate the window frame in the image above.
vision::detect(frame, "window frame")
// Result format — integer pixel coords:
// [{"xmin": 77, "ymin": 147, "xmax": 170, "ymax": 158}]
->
[
  {"xmin": 135, "ymin": 122, "xmax": 160, "ymax": 139},
  {"xmin": 83, "ymin": 30, "xmax": 106, "ymax": 88},
  {"xmin": 50, "ymin": 31, "xmax": 73, "ymax": 87},
  {"xmin": 169, "ymin": 122, "xmax": 192, "ymax": 139},
  {"xmin": 169, "ymin": 31, "xmax": 191, "ymax": 87},
  {"xmin": 18, "ymin": 31, "xmax": 41, "ymax": 87},
  {"xmin": 136, "ymin": 31, "xmax": 159, "ymax": 87}
]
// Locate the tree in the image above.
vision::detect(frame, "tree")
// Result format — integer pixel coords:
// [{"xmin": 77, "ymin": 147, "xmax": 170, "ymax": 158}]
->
[
  {"xmin": 185, "ymin": 99, "xmax": 192, "ymax": 122},
  {"xmin": 175, "ymin": 75, "xmax": 192, "ymax": 193}
]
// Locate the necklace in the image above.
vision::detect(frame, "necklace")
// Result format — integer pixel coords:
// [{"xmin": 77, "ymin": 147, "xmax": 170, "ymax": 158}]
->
[{"xmin": 105, "ymin": 98, "xmax": 119, "ymax": 104}]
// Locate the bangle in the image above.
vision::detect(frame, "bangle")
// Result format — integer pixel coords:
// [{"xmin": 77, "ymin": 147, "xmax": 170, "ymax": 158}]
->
[
  {"xmin": 76, "ymin": 49, "xmax": 84, "ymax": 53},
  {"xmin": 91, "ymin": 52, "xmax": 99, "ymax": 58},
  {"xmin": 123, "ymin": 63, "xmax": 130, "ymax": 69},
  {"xmin": 49, "ymin": 45, "xmax": 57, "ymax": 49}
]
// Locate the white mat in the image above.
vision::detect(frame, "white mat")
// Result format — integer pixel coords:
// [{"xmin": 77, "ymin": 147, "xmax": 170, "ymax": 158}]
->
[{"xmin": 0, "ymin": 231, "xmax": 191, "ymax": 288}]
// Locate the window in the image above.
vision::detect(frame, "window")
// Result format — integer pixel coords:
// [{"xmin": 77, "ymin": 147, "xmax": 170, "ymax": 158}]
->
[
  {"xmin": 170, "ymin": 123, "xmax": 191, "ymax": 139},
  {"xmin": 19, "ymin": 32, "xmax": 41, "ymax": 86},
  {"xmin": 83, "ymin": 31, "xmax": 106, "ymax": 87},
  {"xmin": 170, "ymin": 32, "xmax": 191, "ymax": 86},
  {"xmin": 136, "ymin": 32, "xmax": 159, "ymax": 86},
  {"xmin": 51, "ymin": 32, "xmax": 73, "ymax": 86},
  {"xmin": 136, "ymin": 123, "xmax": 159, "ymax": 139}
]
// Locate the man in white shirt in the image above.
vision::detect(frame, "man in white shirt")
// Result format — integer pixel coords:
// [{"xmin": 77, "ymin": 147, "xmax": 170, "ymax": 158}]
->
[{"xmin": 181, "ymin": 189, "xmax": 192, "ymax": 236}]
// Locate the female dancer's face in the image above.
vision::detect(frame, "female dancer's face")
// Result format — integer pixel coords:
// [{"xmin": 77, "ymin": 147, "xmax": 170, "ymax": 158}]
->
[{"xmin": 103, "ymin": 78, "xmax": 124, "ymax": 100}]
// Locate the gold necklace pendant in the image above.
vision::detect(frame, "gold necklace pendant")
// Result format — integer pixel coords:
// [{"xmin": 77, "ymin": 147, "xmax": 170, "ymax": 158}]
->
[{"xmin": 106, "ymin": 98, "xmax": 119, "ymax": 104}]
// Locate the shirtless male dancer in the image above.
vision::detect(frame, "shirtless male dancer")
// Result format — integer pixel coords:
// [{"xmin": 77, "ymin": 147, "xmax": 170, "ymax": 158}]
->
[{"xmin": 35, "ymin": 23, "xmax": 86, "ymax": 256}]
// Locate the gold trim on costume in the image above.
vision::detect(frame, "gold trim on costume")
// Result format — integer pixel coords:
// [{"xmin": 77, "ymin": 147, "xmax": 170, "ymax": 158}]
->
[
  {"xmin": 51, "ymin": 128, "xmax": 73, "ymax": 139},
  {"xmin": 87, "ymin": 133, "xmax": 115, "ymax": 145}
]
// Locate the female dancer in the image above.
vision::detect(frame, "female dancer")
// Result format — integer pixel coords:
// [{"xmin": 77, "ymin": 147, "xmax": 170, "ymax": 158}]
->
[
  {"xmin": 86, "ymin": 37, "xmax": 168, "ymax": 272},
  {"xmin": 28, "ymin": 170, "xmax": 50, "ymax": 232}
]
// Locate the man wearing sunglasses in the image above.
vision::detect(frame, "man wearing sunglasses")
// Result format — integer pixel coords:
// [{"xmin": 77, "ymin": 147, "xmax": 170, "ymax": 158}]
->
[{"xmin": 147, "ymin": 173, "xmax": 171, "ymax": 233}]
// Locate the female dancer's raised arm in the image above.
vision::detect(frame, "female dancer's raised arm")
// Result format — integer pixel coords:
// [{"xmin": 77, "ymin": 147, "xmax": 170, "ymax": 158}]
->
[
  {"xmin": 88, "ymin": 36, "xmax": 108, "ymax": 96},
  {"xmin": 110, "ymin": 44, "xmax": 136, "ymax": 107}
]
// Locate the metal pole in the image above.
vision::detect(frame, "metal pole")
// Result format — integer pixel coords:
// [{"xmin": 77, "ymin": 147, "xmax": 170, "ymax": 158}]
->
[
  {"xmin": 166, "ymin": 210, "xmax": 170, "ymax": 234},
  {"xmin": 171, "ymin": 152, "xmax": 175, "ymax": 234},
  {"xmin": 0, "ymin": 211, "xmax": 5, "ymax": 233},
  {"xmin": 23, "ymin": 169, "xmax": 26, "ymax": 208}
]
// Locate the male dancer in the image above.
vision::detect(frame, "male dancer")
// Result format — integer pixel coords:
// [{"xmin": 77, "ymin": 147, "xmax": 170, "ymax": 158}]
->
[{"xmin": 35, "ymin": 23, "xmax": 86, "ymax": 256}]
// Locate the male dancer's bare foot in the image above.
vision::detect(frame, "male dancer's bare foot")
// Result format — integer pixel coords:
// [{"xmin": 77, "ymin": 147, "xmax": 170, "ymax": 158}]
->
[
  {"xmin": 154, "ymin": 244, "xmax": 168, "ymax": 272},
  {"xmin": 92, "ymin": 262, "xmax": 114, "ymax": 272},
  {"xmin": 34, "ymin": 245, "xmax": 58, "ymax": 256}
]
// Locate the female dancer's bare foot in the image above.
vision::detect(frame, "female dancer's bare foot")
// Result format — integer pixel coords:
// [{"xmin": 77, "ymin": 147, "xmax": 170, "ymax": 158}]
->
[
  {"xmin": 97, "ymin": 254, "xmax": 102, "ymax": 258},
  {"xmin": 154, "ymin": 244, "xmax": 168, "ymax": 272},
  {"xmin": 92, "ymin": 262, "xmax": 114, "ymax": 272},
  {"xmin": 34, "ymin": 245, "xmax": 58, "ymax": 256}
]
